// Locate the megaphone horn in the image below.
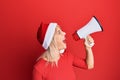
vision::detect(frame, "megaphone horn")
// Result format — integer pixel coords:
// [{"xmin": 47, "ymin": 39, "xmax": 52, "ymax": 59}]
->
[{"xmin": 73, "ymin": 16, "xmax": 103, "ymax": 41}]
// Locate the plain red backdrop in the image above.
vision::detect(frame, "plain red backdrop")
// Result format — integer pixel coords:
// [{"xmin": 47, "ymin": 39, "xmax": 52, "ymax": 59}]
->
[{"xmin": 0, "ymin": 0, "xmax": 120, "ymax": 80}]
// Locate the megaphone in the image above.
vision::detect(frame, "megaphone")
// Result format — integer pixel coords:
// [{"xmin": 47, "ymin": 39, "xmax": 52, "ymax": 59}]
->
[{"xmin": 73, "ymin": 16, "xmax": 103, "ymax": 40}]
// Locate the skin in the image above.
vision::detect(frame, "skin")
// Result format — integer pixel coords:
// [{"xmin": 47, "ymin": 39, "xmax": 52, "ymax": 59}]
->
[
  {"xmin": 41, "ymin": 25, "xmax": 94, "ymax": 69},
  {"xmin": 53, "ymin": 25, "xmax": 67, "ymax": 50},
  {"xmin": 84, "ymin": 35, "xmax": 94, "ymax": 69}
]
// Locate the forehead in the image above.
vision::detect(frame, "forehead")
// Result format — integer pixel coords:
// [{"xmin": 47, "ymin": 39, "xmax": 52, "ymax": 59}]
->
[{"xmin": 55, "ymin": 25, "xmax": 61, "ymax": 31}]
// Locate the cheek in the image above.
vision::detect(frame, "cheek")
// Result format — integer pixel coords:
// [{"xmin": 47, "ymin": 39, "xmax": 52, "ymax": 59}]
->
[
  {"xmin": 55, "ymin": 36, "xmax": 62, "ymax": 44},
  {"xmin": 56, "ymin": 37, "xmax": 61, "ymax": 43}
]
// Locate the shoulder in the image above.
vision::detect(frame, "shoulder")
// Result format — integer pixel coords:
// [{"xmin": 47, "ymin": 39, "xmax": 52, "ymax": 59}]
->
[
  {"xmin": 34, "ymin": 51, "xmax": 48, "ymax": 68},
  {"xmin": 33, "ymin": 58, "xmax": 47, "ymax": 73}
]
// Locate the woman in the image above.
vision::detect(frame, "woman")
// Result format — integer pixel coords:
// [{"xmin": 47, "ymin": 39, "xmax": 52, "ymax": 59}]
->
[{"xmin": 33, "ymin": 22, "xmax": 94, "ymax": 80}]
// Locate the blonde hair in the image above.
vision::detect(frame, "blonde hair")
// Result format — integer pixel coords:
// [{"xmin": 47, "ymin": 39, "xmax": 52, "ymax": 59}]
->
[{"xmin": 38, "ymin": 34, "xmax": 61, "ymax": 66}]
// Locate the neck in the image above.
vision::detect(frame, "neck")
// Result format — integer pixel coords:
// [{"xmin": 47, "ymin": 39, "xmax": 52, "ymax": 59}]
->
[{"xmin": 41, "ymin": 48, "xmax": 60, "ymax": 64}]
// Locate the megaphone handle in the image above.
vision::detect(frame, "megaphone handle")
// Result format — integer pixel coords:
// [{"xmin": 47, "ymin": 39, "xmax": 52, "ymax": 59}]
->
[{"xmin": 84, "ymin": 36, "xmax": 95, "ymax": 47}]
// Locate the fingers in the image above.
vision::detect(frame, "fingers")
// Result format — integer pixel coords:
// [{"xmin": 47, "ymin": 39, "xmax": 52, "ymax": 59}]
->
[
  {"xmin": 85, "ymin": 35, "xmax": 95, "ymax": 48},
  {"xmin": 86, "ymin": 35, "xmax": 94, "ymax": 43}
]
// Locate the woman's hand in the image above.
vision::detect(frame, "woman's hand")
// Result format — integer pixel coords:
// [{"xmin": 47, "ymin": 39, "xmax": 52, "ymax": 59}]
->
[
  {"xmin": 84, "ymin": 35, "xmax": 95, "ymax": 48},
  {"xmin": 84, "ymin": 35, "xmax": 94, "ymax": 69}
]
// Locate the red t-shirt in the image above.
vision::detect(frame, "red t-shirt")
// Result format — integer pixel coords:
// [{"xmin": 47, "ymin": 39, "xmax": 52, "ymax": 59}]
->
[{"xmin": 33, "ymin": 51, "xmax": 88, "ymax": 80}]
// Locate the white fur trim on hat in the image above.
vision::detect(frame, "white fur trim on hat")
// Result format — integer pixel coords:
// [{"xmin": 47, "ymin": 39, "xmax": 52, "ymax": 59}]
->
[{"xmin": 42, "ymin": 23, "xmax": 57, "ymax": 49}]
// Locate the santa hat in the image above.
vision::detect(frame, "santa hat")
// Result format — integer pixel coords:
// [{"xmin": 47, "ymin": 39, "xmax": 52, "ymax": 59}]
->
[{"xmin": 37, "ymin": 22, "xmax": 57, "ymax": 50}]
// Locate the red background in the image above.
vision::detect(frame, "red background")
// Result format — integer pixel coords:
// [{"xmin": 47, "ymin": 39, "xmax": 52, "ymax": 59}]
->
[{"xmin": 0, "ymin": 0, "xmax": 120, "ymax": 80}]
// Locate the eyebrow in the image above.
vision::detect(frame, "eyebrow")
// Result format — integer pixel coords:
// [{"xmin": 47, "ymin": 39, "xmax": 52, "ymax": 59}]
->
[{"xmin": 57, "ymin": 25, "xmax": 61, "ymax": 29}]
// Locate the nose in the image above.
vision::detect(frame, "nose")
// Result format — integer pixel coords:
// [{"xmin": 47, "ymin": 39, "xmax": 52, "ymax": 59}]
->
[{"xmin": 62, "ymin": 31, "xmax": 66, "ymax": 36}]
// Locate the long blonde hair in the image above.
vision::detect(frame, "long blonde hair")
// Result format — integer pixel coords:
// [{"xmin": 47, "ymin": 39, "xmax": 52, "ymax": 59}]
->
[{"xmin": 38, "ymin": 35, "xmax": 61, "ymax": 66}]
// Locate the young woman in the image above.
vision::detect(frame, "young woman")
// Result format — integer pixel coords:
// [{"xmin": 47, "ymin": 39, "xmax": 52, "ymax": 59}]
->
[{"xmin": 33, "ymin": 22, "xmax": 94, "ymax": 80}]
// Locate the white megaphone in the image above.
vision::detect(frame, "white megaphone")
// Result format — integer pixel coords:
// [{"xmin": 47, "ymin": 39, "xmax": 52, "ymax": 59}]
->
[{"xmin": 73, "ymin": 16, "xmax": 103, "ymax": 41}]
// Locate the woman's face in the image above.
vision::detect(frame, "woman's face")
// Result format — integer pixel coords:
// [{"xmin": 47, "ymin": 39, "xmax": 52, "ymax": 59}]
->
[{"xmin": 53, "ymin": 25, "xmax": 66, "ymax": 50}]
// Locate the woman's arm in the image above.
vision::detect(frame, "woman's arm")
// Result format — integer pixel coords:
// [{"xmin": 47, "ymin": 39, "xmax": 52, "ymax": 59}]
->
[
  {"xmin": 33, "ymin": 66, "xmax": 43, "ymax": 80},
  {"xmin": 84, "ymin": 35, "xmax": 94, "ymax": 69}
]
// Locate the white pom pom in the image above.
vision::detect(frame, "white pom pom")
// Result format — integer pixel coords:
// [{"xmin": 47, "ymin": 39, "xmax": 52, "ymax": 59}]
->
[{"xmin": 59, "ymin": 49, "xmax": 65, "ymax": 54}]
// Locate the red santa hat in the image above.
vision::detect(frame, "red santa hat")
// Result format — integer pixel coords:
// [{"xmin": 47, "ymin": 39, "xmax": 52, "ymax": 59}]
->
[{"xmin": 37, "ymin": 22, "xmax": 57, "ymax": 50}]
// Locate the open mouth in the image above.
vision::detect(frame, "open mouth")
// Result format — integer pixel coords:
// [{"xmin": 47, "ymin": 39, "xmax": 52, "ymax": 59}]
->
[
  {"xmin": 63, "ymin": 40, "xmax": 66, "ymax": 43},
  {"xmin": 63, "ymin": 38, "xmax": 66, "ymax": 44}
]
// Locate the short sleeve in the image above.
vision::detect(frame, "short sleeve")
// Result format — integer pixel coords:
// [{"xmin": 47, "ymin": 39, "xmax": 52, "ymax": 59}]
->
[
  {"xmin": 72, "ymin": 55, "xmax": 88, "ymax": 69},
  {"xmin": 33, "ymin": 66, "xmax": 43, "ymax": 80}
]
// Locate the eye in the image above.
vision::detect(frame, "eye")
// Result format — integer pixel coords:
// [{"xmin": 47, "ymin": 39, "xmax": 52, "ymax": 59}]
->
[
  {"xmin": 57, "ymin": 30, "xmax": 61, "ymax": 34},
  {"xmin": 58, "ymin": 30, "xmax": 61, "ymax": 34}
]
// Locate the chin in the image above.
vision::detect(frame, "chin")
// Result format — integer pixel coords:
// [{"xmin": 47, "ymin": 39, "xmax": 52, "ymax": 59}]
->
[
  {"xmin": 64, "ymin": 44, "xmax": 67, "ymax": 49},
  {"xmin": 58, "ymin": 42, "xmax": 67, "ymax": 50},
  {"xmin": 58, "ymin": 45, "xmax": 66, "ymax": 50}
]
